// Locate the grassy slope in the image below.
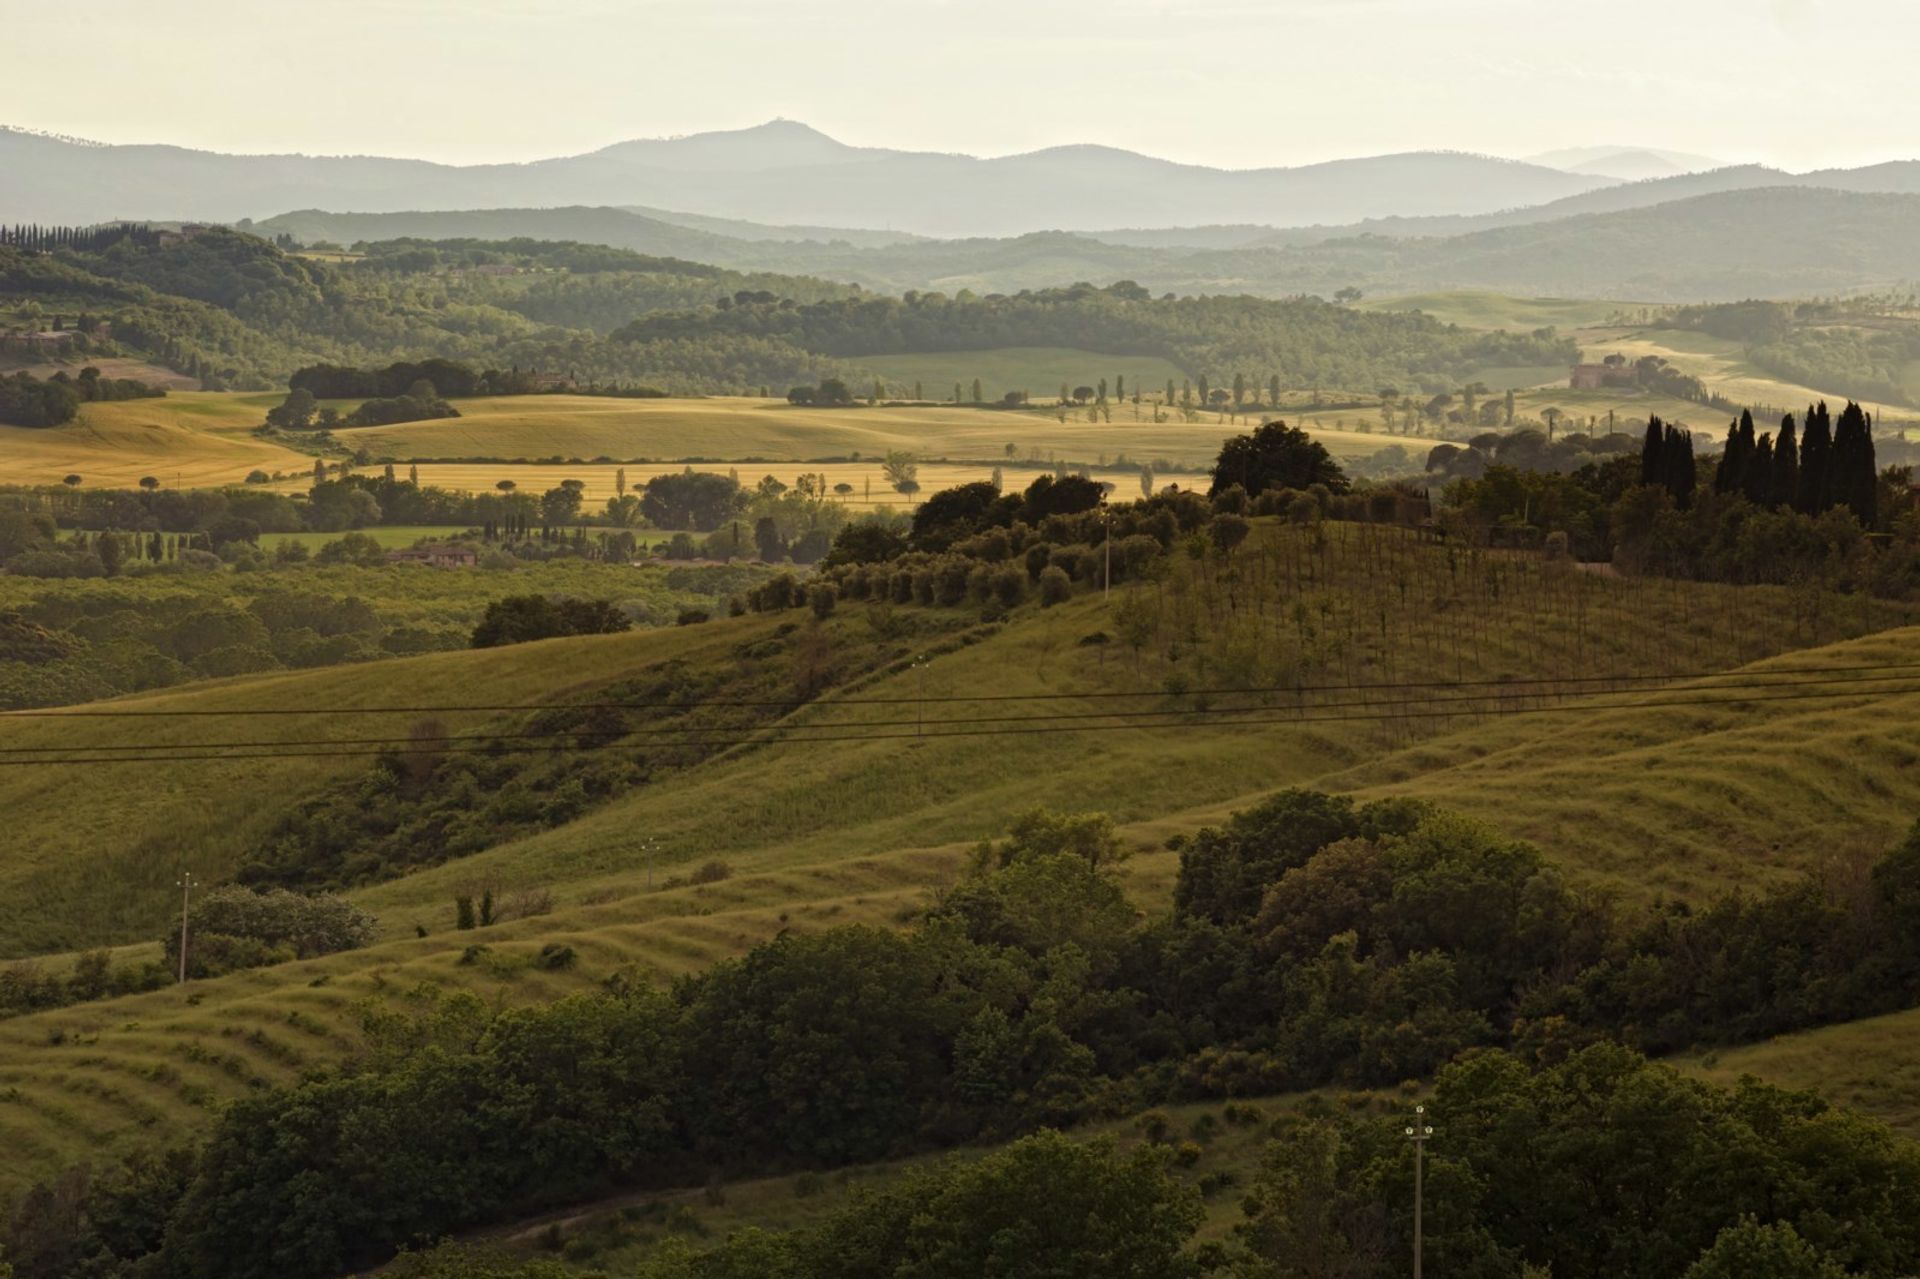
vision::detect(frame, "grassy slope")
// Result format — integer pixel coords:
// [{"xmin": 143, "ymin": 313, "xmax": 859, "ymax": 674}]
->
[
  {"xmin": 1330, "ymin": 622, "xmax": 1920, "ymax": 899},
  {"xmin": 1577, "ymin": 325, "xmax": 1913, "ymax": 422},
  {"xmin": 0, "ymin": 393, "xmax": 308, "ymax": 488},
  {"xmin": 7, "ymin": 519, "xmax": 1920, "ymax": 1187},
  {"xmin": 1359, "ymin": 291, "xmax": 1641, "ymax": 333},
  {"xmin": 498, "ymin": 1091, "xmax": 1344, "ymax": 1267},
  {"xmin": 1680, "ymin": 1009, "xmax": 1920, "ymax": 1138},
  {"xmin": 0, "ymin": 619, "xmax": 790, "ymax": 957}
]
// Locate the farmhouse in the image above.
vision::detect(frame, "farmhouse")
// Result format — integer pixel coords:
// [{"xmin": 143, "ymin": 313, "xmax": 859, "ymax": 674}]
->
[
  {"xmin": 155, "ymin": 224, "xmax": 212, "ymax": 248},
  {"xmin": 0, "ymin": 330, "xmax": 77, "ymax": 355},
  {"xmin": 1569, "ymin": 356, "xmax": 1637, "ymax": 390},
  {"xmin": 386, "ymin": 543, "xmax": 478, "ymax": 569}
]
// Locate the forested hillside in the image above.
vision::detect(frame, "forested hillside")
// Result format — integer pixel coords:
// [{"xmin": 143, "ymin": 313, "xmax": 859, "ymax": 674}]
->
[
  {"xmin": 0, "ymin": 226, "xmax": 1575, "ymax": 395},
  {"xmin": 1667, "ymin": 297, "xmax": 1920, "ymax": 408}
]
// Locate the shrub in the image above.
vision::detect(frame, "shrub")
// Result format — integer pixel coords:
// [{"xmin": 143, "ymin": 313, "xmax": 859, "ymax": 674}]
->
[
  {"xmin": 689, "ymin": 861, "xmax": 733, "ymax": 886},
  {"xmin": 164, "ymin": 885, "xmax": 377, "ymax": 977},
  {"xmin": 1038, "ymin": 566, "xmax": 1072, "ymax": 606}
]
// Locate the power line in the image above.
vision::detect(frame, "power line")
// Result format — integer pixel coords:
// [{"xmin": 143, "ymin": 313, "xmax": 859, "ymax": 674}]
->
[
  {"xmin": 6, "ymin": 677, "xmax": 1919, "ymax": 766},
  {"xmin": 12, "ymin": 658, "xmax": 1920, "ymax": 719},
  {"xmin": 10, "ymin": 669, "xmax": 1920, "ymax": 756}
]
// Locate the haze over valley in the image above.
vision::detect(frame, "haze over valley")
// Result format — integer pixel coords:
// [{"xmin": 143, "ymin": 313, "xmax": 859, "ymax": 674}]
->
[{"xmin": 11, "ymin": 4, "xmax": 1920, "ymax": 1277}]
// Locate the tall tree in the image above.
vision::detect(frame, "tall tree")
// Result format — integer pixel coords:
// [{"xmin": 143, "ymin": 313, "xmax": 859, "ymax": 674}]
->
[
  {"xmin": 1770, "ymin": 414, "xmax": 1799, "ymax": 511},
  {"xmin": 1640, "ymin": 416, "xmax": 1667, "ymax": 488},
  {"xmin": 1713, "ymin": 411, "xmax": 1755, "ymax": 496},
  {"xmin": 1796, "ymin": 402, "xmax": 1832, "ymax": 513},
  {"xmin": 1742, "ymin": 433, "xmax": 1774, "ymax": 506},
  {"xmin": 1664, "ymin": 424, "xmax": 1697, "ymax": 510},
  {"xmin": 1832, "ymin": 400, "xmax": 1878, "ymax": 526}
]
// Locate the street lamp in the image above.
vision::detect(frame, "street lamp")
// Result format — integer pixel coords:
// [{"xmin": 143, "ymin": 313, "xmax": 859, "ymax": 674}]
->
[
  {"xmin": 1406, "ymin": 1104, "xmax": 1433, "ymax": 1279},
  {"xmin": 911, "ymin": 654, "xmax": 929, "ymax": 738},
  {"xmin": 175, "ymin": 872, "xmax": 198, "ymax": 983}
]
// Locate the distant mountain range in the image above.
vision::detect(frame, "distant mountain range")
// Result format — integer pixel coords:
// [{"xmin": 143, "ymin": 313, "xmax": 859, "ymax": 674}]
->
[
  {"xmin": 11, "ymin": 119, "xmax": 1920, "ymax": 302},
  {"xmin": 1525, "ymin": 146, "xmax": 1728, "ymax": 181},
  {"xmin": 0, "ymin": 120, "xmax": 1619, "ymax": 235}
]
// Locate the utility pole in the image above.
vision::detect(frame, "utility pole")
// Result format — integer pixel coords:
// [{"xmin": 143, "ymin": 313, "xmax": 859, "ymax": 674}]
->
[
  {"xmin": 912, "ymin": 655, "xmax": 929, "ymax": 738},
  {"xmin": 175, "ymin": 872, "xmax": 197, "ymax": 983},
  {"xmin": 1406, "ymin": 1104, "xmax": 1433, "ymax": 1279},
  {"xmin": 1102, "ymin": 503, "xmax": 1112, "ymax": 601},
  {"xmin": 640, "ymin": 837, "xmax": 660, "ymax": 891}
]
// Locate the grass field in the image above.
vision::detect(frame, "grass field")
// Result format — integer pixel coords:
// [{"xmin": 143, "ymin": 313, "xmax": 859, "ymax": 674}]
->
[
  {"xmin": 1678, "ymin": 1008, "xmax": 1920, "ymax": 1138},
  {"xmin": 341, "ymin": 394, "xmax": 1397, "ymax": 470},
  {"xmin": 0, "ymin": 393, "xmax": 307, "ymax": 489},
  {"xmin": 1573, "ymin": 325, "xmax": 1916, "ymax": 424},
  {"xmin": 855, "ymin": 346, "xmax": 1190, "ymax": 399},
  {"xmin": 1361, "ymin": 291, "xmax": 1649, "ymax": 332},
  {"xmin": 324, "ymin": 459, "xmax": 1199, "ymax": 509},
  {"xmin": 5, "ymin": 519, "xmax": 1920, "ymax": 1189},
  {"xmin": 0, "ymin": 355, "xmax": 202, "ymax": 391},
  {"xmin": 251, "ymin": 524, "xmax": 475, "ymax": 550},
  {"xmin": 0, "ymin": 392, "xmax": 1401, "ymax": 493}
]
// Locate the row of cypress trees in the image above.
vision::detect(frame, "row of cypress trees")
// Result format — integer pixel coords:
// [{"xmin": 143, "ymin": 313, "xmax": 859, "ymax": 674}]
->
[
  {"xmin": 0, "ymin": 222, "xmax": 158, "ymax": 253},
  {"xmin": 1639, "ymin": 415, "xmax": 1698, "ymax": 509},
  {"xmin": 1711, "ymin": 401, "xmax": 1877, "ymax": 524}
]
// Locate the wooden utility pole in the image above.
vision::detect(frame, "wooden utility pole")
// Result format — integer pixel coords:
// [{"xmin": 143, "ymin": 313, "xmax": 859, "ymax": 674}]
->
[
  {"xmin": 175, "ymin": 872, "xmax": 197, "ymax": 983},
  {"xmin": 912, "ymin": 655, "xmax": 929, "ymax": 738}
]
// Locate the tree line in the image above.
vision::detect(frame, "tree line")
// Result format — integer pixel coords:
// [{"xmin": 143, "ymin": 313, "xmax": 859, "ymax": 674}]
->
[
  {"xmin": 0, "ymin": 368, "xmax": 165, "ymax": 427},
  {"xmin": 12, "ymin": 793, "xmax": 1920, "ymax": 1278}
]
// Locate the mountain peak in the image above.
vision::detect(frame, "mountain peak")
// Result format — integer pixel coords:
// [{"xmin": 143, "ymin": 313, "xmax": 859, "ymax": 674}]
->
[{"xmin": 584, "ymin": 119, "xmax": 868, "ymax": 170}]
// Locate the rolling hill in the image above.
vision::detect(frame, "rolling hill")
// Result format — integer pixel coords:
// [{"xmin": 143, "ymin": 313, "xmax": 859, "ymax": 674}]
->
[
  {"xmin": 5, "ymin": 519, "xmax": 1920, "ymax": 1193},
  {"xmin": 255, "ymin": 185, "xmax": 1920, "ymax": 302}
]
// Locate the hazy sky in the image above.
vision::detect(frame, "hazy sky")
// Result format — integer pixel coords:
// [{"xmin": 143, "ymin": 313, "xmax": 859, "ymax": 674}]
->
[{"xmin": 3, "ymin": 0, "xmax": 1915, "ymax": 169}]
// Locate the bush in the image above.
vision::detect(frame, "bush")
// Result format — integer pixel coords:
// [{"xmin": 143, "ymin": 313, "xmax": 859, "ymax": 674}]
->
[
  {"xmin": 165, "ymin": 885, "xmax": 376, "ymax": 978},
  {"xmin": 1038, "ymin": 566, "xmax": 1072, "ymax": 606},
  {"xmin": 689, "ymin": 860, "xmax": 733, "ymax": 885},
  {"xmin": 471, "ymin": 596, "xmax": 631, "ymax": 647}
]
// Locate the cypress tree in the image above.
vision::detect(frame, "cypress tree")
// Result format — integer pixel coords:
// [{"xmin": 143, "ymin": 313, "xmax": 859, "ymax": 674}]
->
[
  {"xmin": 1640, "ymin": 416, "xmax": 1667, "ymax": 488},
  {"xmin": 1797, "ymin": 402, "xmax": 1833, "ymax": 514},
  {"xmin": 1771, "ymin": 414, "xmax": 1799, "ymax": 510},
  {"xmin": 1742, "ymin": 433, "xmax": 1774, "ymax": 506},
  {"xmin": 1713, "ymin": 412, "xmax": 1755, "ymax": 495},
  {"xmin": 1664, "ymin": 424, "xmax": 1697, "ymax": 510},
  {"xmin": 1833, "ymin": 400, "xmax": 1877, "ymax": 526}
]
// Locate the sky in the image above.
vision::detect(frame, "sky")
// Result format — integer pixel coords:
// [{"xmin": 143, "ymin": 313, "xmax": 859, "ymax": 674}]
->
[{"xmin": 2, "ymin": 0, "xmax": 1915, "ymax": 170}]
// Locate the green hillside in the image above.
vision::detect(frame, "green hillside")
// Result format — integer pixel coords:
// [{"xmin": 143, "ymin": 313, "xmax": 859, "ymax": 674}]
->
[{"xmin": 5, "ymin": 518, "xmax": 1920, "ymax": 1197}]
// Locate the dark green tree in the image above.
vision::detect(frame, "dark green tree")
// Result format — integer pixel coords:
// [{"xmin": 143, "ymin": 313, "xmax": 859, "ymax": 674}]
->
[
  {"xmin": 1797, "ymin": 401, "xmax": 1833, "ymax": 514},
  {"xmin": 1208, "ymin": 420, "xmax": 1349, "ymax": 498},
  {"xmin": 1771, "ymin": 413, "xmax": 1800, "ymax": 510}
]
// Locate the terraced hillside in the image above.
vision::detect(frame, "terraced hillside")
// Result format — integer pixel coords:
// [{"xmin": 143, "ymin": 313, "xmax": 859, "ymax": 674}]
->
[{"xmin": 5, "ymin": 522, "xmax": 1920, "ymax": 1193}]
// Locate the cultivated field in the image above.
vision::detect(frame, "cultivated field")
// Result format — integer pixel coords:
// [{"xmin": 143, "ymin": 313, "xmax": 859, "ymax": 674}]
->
[
  {"xmin": 0, "ymin": 393, "xmax": 307, "ymax": 488},
  {"xmin": 1, "ymin": 391, "xmax": 1402, "ymax": 493},
  {"xmin": 323, "ymin": 459, "xmax": 1198, "ymax": 509},
  {"xmin": 855, "ymin": 345, "xmax": 1190, "ymax": 398},
  {"xmin": 5, "ymin": 521, "xmax": 1920, "ymax": 1190},
  {"xmin": 1361, "ymin": 290, "xmax": 1648, "ymax": 333},
  {"xmin": 1575, "ymin": 325, "xmax": 1917, "ymax": 425}
]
